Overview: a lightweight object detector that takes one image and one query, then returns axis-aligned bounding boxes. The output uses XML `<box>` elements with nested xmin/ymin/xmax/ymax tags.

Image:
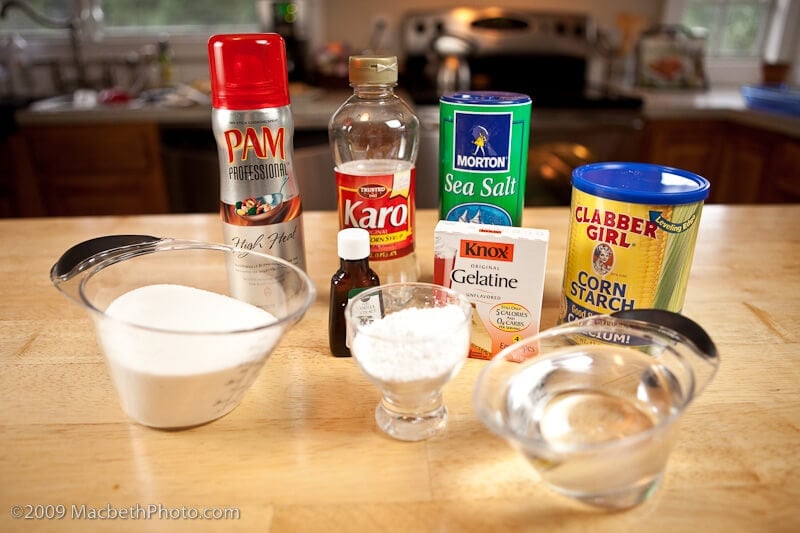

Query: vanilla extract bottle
<box><xmin>329</xmin><ymin>228</ymin><xmax>380</xmax><ymax>357</ymax></box>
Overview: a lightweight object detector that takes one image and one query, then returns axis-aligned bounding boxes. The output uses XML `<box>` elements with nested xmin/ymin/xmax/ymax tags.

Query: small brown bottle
<box><xmin>329</xmin><ymin>228</ymin><xmax>380</xmax><ymax>357</ymax></box>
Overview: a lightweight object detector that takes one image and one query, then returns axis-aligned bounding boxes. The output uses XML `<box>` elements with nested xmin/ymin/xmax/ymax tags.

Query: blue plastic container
<box><xmin>741</xmin><ymin>84</ymin><xmax>800</xmax><ymax>117</ymax></box>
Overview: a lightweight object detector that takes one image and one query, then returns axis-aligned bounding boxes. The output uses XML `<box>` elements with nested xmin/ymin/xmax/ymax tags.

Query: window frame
<box><xmin>662</xmin><ymin>0</ymin><xmax>800</xmax><ymax>84</ymax></box>
<box><xmin>668</xmin><ymin>0</ymin><xmax>775</xmax><ymax>58</ymax></box>
<box><xmin>98</xmin><ymin>0</ymin><xmax>261</xmax><ymax>36</ymax></box>
<box><xmin>0</xmin><ymin>0</ymin><xmax>262</xmax><ymax>40</ymax></box>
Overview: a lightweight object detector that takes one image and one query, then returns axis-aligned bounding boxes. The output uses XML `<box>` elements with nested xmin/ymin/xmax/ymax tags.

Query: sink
<box><xmin>29</xmin><ymin>93</ymin><xmax>77</xmax><ymax>111</ymax></box>
<box><xmin>29</xmin><ymin>90</ymin><xmax>144</xmax><ymax>112</ymax></box>
<box><xmin>28</xmin><ymin>84</ymin><xmax>212</xmax><ymax>112</ymax></box>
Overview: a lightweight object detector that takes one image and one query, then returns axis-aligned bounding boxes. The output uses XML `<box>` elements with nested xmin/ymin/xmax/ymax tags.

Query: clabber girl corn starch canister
<box><xmin>560</xmin><ymin>163</ymin><xmax>710</xmax><ymax>323</ymax></box>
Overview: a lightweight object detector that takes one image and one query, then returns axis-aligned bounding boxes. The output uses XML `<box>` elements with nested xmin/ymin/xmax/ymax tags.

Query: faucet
<box><xmin>0</xmin><ymin>0</ymin><xmax>88</xmax><ymax>88</ymax></box>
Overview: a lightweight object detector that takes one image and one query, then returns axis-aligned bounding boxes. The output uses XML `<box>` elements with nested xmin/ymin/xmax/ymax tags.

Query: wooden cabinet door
<box><xmin>19</xmin><ymin>122</ymin><xmax>168</xmax><ymax>216</ymax></box>
<box><xmin>642</xmin><ymin>119</ymin><xmax>800</xmax><ymax>205</ymax></box>
<box><xmin>763</xmin><ymin>139</ymin><xmax>800</xmax><ymax>202</ymax></box>
<box><xmin>716</xmin><ymin>124</ymin><xmax>773</xmax><ymax>204</ymax></box>
<box><xmin>641</xmin><ymin>120</ymin><xmax>724</xmax><ymax>202</ymax></box>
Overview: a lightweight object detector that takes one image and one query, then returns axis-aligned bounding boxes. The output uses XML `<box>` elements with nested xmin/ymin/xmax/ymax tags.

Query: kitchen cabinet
<box><xmin>641</xmin><ymin>120</ymin><xmax>722</xmax><ymax>199</ymax></box>
<box><xmin>642</xmin><ymin>118</ymin><xmax>800</xmax><ymax>204</ymax></box>
<box><xmin>0</xmin><ymin>135</ymin><xmax>20</xmax><ymax>217</ymax></box>
<box><xmin>715</xmin><ymin>124</ymin><xmax>773</xmax><ymax>203</ymax></box>
<box><xmin>765</xmin><ymin>139</ymin><xmax>800</xmax><ymax>201</ymax></box>
<box><xmin>3</xmin><ymin>131</ymin><xmax>48</xmax><ymax>217</ymax></box>
<box><xmin>13</xmin><ymin>122</ymin><xmax>169</xmax><ymax>216</ymax></box>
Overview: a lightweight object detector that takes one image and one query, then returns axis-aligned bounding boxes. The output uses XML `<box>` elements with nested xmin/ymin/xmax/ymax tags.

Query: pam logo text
<box><xmin>453</xmin><ymin>111</ymin><xmax>512</xmax><ymax>172</ymax></box>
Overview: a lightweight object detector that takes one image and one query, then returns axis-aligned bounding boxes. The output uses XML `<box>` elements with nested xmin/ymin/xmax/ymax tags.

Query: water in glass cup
<box><xmin>503</xmin><ymin>344</ymin><xmax>683</xmax><ymax>508</ymax></box>
<box><xmin>474</xmin><ymin>312</ymin><xmax>719</xmax><ymax>510</ymax></box>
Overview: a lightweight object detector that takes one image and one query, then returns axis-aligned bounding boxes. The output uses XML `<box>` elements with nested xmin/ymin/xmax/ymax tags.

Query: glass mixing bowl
<box><xmin>51</xmin><ymin>235</ymin><xmax>315</xmax><ymax>429</ymax></box>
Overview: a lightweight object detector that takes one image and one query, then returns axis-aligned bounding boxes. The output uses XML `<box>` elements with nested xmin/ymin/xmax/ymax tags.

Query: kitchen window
<box><xmin>663</xmin><ymin>0</ymin><xmax>799</xmax><ymax>83</ymax></box>
<box><xmin>102</xmin><ymin>0</ymin><xmax>258</xmax><ymax>33</ymax></box>
<box><xmin>680</xmin><ymin>0</ymin><xmax>772</xmax><ymax>57</ymax></box>
<box><xmin>1</xmin><ymin>0</ymin><xmax>259</xmax><ymax>34</ymax></box>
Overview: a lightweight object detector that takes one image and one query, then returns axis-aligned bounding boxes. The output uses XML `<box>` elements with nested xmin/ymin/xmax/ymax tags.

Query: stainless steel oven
<box><xmin>524</xmin><ymin>108</ymin><xmax>644</xmax><ymax>206</ymax></box>
<box><xmin>402</xmin><ymin>7</ymin><xmax>645</xmax><ymax>208</ymax></box>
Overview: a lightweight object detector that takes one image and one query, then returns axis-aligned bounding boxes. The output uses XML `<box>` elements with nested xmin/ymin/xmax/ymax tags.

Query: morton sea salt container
<box><xmin>560</xmin><ymin>162</ymin><xmax>710</xmax><ymax>324</ymax></box>
<box><xmin>438</xmin><ymin>91</ymin><xmax>531</xmax><ymax>227</ymax></box>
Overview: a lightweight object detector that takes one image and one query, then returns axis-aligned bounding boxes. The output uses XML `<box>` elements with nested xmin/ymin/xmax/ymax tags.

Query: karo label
<box><xmin>336</xmin><ymin>166</ymin><xmax>416</xmax><ymax>262</ymax></box>
<box><xmin>453</xmin><ymin>111</ymin><xmax>512</xmax><ymax>173</ymax></box>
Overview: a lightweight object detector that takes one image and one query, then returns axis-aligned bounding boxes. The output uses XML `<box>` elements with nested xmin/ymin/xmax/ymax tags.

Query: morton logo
<box><xmin>453</xmin><ymin>111</ymin><xmax>512</xmax><ymax>172</ymax></box>
<box><xmin>459</xmin><ymin>239</ymin><xmax>514</xmax><ymax>262</ymax></box>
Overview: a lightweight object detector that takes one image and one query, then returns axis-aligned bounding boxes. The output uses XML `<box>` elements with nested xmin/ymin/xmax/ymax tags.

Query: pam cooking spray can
<box><xmin>208</xmin><ymin>33</ymin><xmax>307</xmax><ymax>309</ymax></box>
<box><xmin>439</xmin><ymin>91</ymin><xmax>531</xmax><ymax>227</ymax></box>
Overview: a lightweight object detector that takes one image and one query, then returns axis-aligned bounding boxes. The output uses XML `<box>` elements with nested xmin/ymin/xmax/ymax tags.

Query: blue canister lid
<box><xmin>572</xmin><ymin>162</ymin><xmax>711</xmax><ymax>205</ymax></box>
<box><xmin>440</xmin><ymin>91</ymin><xmax>531</xmax><ymax>105</ymax></box>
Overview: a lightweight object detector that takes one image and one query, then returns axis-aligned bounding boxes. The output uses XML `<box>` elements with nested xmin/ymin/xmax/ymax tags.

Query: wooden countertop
<box><xmin>1</xmin><ymin>206</ymin><xmax>798</xmax><ymax>532</ymax></box>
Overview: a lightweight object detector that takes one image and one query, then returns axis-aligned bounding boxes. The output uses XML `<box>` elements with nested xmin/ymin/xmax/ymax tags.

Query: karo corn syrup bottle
<box><xmin>208</xmin><ymin>33</ymin><xmax>307</xmax><ymax>294</ymax></box>
<box><xmin>328</xmin><ymin>56</ymin><xmax>420</xmax><ymax>284</ymax></box>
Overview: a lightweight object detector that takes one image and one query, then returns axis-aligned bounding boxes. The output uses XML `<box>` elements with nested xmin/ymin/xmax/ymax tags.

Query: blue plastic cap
<box><xmin>572</xmin><ymin>162</ymin><xmax>711</xmax><ymax>205</ymax></box>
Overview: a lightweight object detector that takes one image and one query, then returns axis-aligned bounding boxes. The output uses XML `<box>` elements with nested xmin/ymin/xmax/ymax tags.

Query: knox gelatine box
<box><xmin>434</xmin><ymin>220</ymin><xmax>549</xmax><ymax>361</ymax></box>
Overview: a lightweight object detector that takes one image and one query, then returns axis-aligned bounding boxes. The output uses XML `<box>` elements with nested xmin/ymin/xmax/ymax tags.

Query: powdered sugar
<box><xmin>105</xmin><ymin>283</ymin><xmax>276</xmax><ymax>334</ymax></box>
<box><xmin>98</xmin><ymin>283</ymin><xmax>281</xmax><ymax>427</ymax></box>
<box><xmin>351</xmin><ymin>305</ymin><xmax>470</xmax><ymax>383</ymax></box>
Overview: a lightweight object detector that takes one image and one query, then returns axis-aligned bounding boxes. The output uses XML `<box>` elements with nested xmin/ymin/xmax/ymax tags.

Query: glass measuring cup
<box><xmin>345</xmin><ymin>282</ymin><xmax>472</xmax><ymax>441</ymax></box>
<box><xmin>51</xmin><ymin>235</ymin><xmax>315</xmax><ymax>429</ymax></box>
<box><xmin>473</xmin><ymin>310</ymin><xmax>719</xmax><ymax>510</ymax></box>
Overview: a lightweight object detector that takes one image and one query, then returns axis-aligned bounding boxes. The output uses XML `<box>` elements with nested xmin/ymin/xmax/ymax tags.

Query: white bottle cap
<box><xmin>338</xmin><ymin>228</ymin><xmax>371</xmax><ymax>260</ymax></box>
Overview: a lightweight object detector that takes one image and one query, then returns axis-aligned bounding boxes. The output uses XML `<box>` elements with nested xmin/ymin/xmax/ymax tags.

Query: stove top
<box><xmin>400</xmin><ymin>8</ymin><xmax>643</xmax><ymax>113</ymax></box>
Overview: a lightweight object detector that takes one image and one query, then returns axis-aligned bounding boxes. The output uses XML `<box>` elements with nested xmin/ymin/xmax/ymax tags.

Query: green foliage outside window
<box><xmin>1</xmin><ymin>0</ymin><xmax>256</xmax><ymax>32</ymax></box>
<box><xmin>720</xmin><ymin>4</ymin><xmax>764</xmax><ymax>55</ymax></box>
<box><xmin>103</xmin><ymin>0</ymin><xmax>256</xmax><ymax>28</ymax></box>
<box><xmin>682</xmin><ymin>0</ymin><xmax>770</xmax><ymax>57</ymax></box>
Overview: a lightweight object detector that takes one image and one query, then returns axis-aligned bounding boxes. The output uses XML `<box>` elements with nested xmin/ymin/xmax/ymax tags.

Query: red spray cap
<box><xmin>208</xmin><ymin>33</ymin><xmax>290</xmax><ymax>110</ymax></box>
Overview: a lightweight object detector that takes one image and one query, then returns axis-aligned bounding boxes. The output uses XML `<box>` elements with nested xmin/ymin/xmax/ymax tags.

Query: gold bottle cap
<box><xmin>348</xmin><ymin>56</ymin><xmax>398</xmax><ymax>84</ymax></box>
